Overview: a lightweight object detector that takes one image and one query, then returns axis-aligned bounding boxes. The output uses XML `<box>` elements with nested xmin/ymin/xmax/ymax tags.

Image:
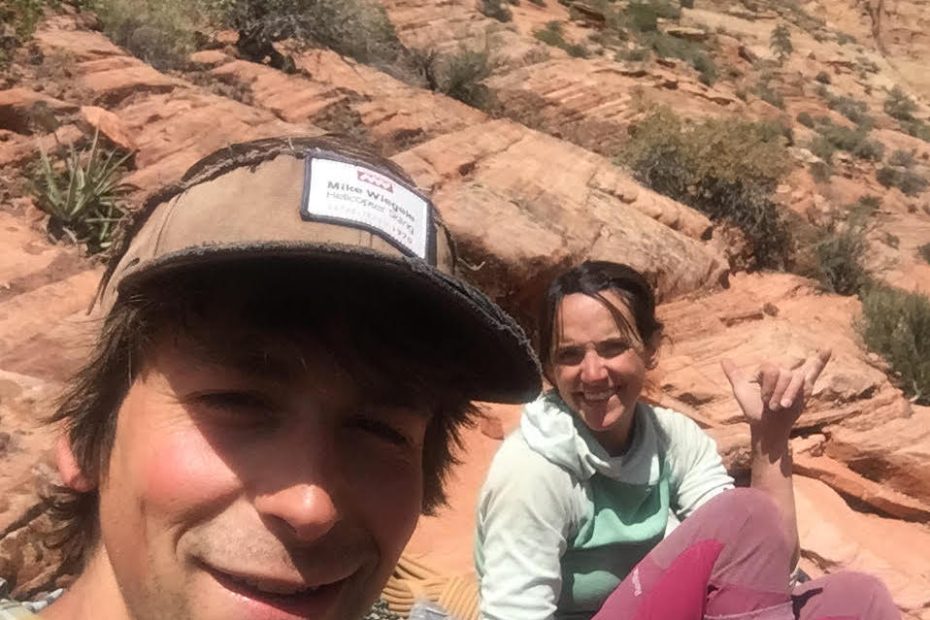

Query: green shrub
<box><xmin>528</xmin><ymin>0</ymin><xmax>546</xmax><ymax>5</ymax></box>
<box><xmin>851</xmin><ymin>194</ymin><xmax>881</xmax><ymax>218</ymax></box>
<box><xmin>534</xmin><ymin>21</ymin><xmax>589</xmax><ymax>57</ymax></box>
<box><xmin>876</xmin><ymin>166</ymin><xmax>928</xmax><ymax>196</ymax></box>
<box><xmin>680</xmin><ymin>0</ymin><xmax>695</xmax><ymax>7</ymax></box>
<box><xmin>755</xmin><ymin>80</ymin><xmax>785</xmax><ymax>109</ymax></box>
<box><xmin>621</xmin><ymin>108</ymin><xmax>792</xmax><ymax>269</ymax></box>
<box><xmin>480</xmin><ymin>0</ymin><xmax>513</xmax><ymax>21</ymax></box>
<box><xmin>919</xmin><ymin>242</ymin><xmax>930</xmax><ymax>264</ymax></box>
<box><xmin>809</xmin><ymin>160</ymin><xmax>832</xmax><ymax>182</ymax></box>
<box><xmin>616</xmin><ymin>47</ymin><xmax>650</xmax><ymax>62</ymax></box>
<box><xmin>770</xmin><ymin>23</ymin><xmax>793</xmax><ymax>62</ymax></box>
<box><xmin>796</xmin><ymin>111</ymin><xmax>815</xmax><ymax>128</ymax></box>
<box><xmin>692</xmin><ymin>52</ymin><xmax>717</xmax><ymax>85</ymax></box>
<box><xmin>221</xmin><ymin>0</ymin><xmax>406</xmax><ymax>71</ymax></box>
<box><xmin>85</xmin><ymin>0</ymin><xmax>213</xmax><ymax>69</ymax></box>
<box><xmin>815</xmin><ymin>71</ymin><xmax>831</xmax><ymax>84</ymax></box>
<box><xmin>822</xmin><ymin>90</ymin><xmax>872</xmax><ymax>126</ymax></box>
<box><xmin>808</xmin><ymin>135</ymin><xmax>835</xmax><ymax>163</ymax></box>
<box><xmin>433</xmin><ymin>47</ymin><xmax>494</xmax><ymax>109</ymax></box>
<box><xmin>884</xmin><ymin>85</ymin><xmax>917</xmax><ymax>121</ymax></box>
<box><xmin>813</xmin><ymin>120</ymin><xmax>884</xmax><ymax>161</ymax></box>
<box><xmin>888</xmin><ymin>149</ymin><xmax>916</xmax><ymax>168</ymax></box>
<box><xmin>859</xmin><ymin>285</ymin><xmax>930</xmax><ymax>404</ymax></box>
<box><xmin>902</xmin><ymin>119</ymin><xmax>930</xmax><ymax>143</ymax></box>
<box><xmin>836</xmin><ymin>32</ymin><xmax>856</xmax><ymax>45</ymax></box>
<box><xmin>35</xmin><ymin>130</ymin><xmax>132</xmax><ymax>254</ymax></box>
<box><xmin>628</xmin><ymin>2</ymin><xmax>659</xmax><ymax>31</ymax></box>
<box><xmin>810</xmin><ymin>220</ymin><xmax>869</xmax><ymax>295</ymax></box>
<box><xmin>0</xmin><ymin>0</ymin><xmax>44</xmax><ymax>65</ymax></box>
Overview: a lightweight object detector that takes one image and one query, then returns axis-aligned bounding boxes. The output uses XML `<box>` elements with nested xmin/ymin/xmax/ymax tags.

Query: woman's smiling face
<box><xmin>548</xmin><ymin>291</ymin><xmax>653</xmax><ymax>454</ymax></box>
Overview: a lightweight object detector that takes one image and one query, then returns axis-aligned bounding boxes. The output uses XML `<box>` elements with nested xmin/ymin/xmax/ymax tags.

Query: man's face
<box><xmin>97</xmin><ymin>335</ymin><xmax>430</xmax><ymax>620</ymax></box>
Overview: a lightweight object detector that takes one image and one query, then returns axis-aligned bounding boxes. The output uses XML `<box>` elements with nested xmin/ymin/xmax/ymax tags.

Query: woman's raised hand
<box><xmin>720</xmin><ymin>350</ymin><xmax>832</xmax><ymax>440</ymax></box>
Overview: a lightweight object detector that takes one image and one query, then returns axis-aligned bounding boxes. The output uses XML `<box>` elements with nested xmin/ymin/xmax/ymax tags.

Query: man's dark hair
<box><xmin>47</xmin><ymin>259</ymin><xmax>479</xmax><ymax>570</ymax></box>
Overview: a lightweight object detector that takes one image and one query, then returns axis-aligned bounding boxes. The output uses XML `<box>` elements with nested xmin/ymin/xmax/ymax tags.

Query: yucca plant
<box><xmin>36</xmin><ymin>129</ymin><xmax>133</xmax><ymax>254</ymax></box>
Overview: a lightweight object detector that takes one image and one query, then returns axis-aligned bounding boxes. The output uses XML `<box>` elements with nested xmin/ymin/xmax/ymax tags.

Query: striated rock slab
<box><xmin>0</xmin><ymin>89</ymin><xmax>78</xmax><ymax>135</ymax></box>
<box><xmin>32</xmin><ymin>18</ymin><xmax>314</xmax><ymax>196</ymax></box>
<box><xmin>485</xmin><ymin>57</ymin><xmax>737</xmax><ymax>157</ymax></box>
<box><xmin>655</xmin><ymin>272</ymin><xmax>910</xmax><ymax>429</ymax></box>
<box><xmin>393</xmin><ymin>120</ymin><xmax>727</xmax><ymax>321</ymax></box>
<box><xmin>824</xmin><ymin>405</ymin><xmax>930</xmax><ymax>506</ymax></box>
<box><xmin>794</xmin><ymin>453</ymin><xmax>930</xmax><ymax>521</ymax></box>
<box><xmin>795</xmin><ymin>475</ymin><xmax>930</xmax><ymax>616</ymax></box>
<box><xmin>209</xmin><ymin>49</ymin><xmax>487</xmax><ymax>155</ymax></box>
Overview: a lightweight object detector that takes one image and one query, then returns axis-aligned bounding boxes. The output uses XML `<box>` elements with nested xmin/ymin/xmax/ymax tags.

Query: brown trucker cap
<box><xmin>96</xmin><ymin>135</ymin><xmax>541</xmax><ymax>404</ymax></box>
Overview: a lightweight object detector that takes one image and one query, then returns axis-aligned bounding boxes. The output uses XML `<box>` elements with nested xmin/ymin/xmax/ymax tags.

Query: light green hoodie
<box><xmin>475</xmin><ymin>392</ymin><xmax>734</xmax><ymax>620</ymax></box>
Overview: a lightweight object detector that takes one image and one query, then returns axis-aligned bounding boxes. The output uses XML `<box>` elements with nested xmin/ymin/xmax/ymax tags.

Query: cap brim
<box><xmin>117</xmin><ymin>242</ymin><xmax>542</xmax><ymax>404</ymax></box>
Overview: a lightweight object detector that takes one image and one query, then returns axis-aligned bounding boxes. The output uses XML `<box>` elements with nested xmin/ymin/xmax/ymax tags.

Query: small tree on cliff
<box><xmin>770</xmin><ymin>23</ymin><xmax>793</xmax><ymax>63</ymax></box>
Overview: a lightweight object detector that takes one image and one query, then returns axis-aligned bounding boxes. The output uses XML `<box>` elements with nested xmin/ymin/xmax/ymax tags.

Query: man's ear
<box><xmin>56</xmin><ymin>434</ymin><xmax>96</xmax><ymax>492</ymax></box>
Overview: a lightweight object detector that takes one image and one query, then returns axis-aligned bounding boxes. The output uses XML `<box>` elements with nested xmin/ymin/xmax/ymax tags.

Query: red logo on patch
<box><xmin>357</xmin><ymin>169</ymin><xmax>394</xmax><ymax>193</ymax></box>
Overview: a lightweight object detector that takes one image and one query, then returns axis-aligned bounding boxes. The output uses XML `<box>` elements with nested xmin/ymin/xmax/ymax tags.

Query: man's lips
<box><xmin>201</xmin><ymin>561</ymin><xmax>351</xmax><ymax>618</ymax></box>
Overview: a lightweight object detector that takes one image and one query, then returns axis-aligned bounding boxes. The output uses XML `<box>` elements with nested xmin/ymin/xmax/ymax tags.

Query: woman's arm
<box><xmin>721</xmin><ymin>350</ymin><xmax>832</xmax><ymax>567</ymax></box>
<box><xmin>476</xmin><ymin>439</ymin><xmax>574</xmax><ymax>620</ymax></box>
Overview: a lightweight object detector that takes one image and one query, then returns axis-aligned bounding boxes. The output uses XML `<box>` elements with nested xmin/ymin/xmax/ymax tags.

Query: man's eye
<box><xmin>348</xmin><ymin>417</ymin><xmax>411</xmax><ymax>447</ymax></box>
<box><xmin>192</xmin><ymin>391</ymin><xmax>276</xmax><ymax>418</ymax></box>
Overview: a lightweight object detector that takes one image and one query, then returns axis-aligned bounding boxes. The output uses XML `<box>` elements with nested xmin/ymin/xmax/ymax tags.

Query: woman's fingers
<box><xmin>803</xmin><ymin>349</ymin><xmax>832</xmax><ymax>389</ymax></box>
<box><xmin>758</xmin><ymin>363</ymin><xmax>780</xmax><ymax>406</ymax></box>
<box><xmin>780</xmin><ymin>370</ymin><xmax>807</xmax><ymax>409</ymax></box>
<box><xmin>769</xmin><ymin>368</ymin><xmax>793</xmax><ymax>410</ymax></box>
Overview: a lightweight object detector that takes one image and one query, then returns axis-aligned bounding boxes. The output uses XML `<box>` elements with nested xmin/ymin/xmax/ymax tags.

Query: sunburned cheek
<box><xmin>137</xmin><ymin>429</ymin><xmax>238</xmax><ymax>514</ymax></box>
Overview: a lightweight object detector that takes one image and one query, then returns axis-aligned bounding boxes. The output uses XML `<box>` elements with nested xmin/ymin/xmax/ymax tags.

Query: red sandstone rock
<box><xmin>79</xmin><ymin>105</ymin><xmax>136</xmax><ymax>152</ymax></box>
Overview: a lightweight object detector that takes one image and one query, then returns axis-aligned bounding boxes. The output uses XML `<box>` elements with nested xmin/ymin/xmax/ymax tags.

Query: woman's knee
<box><xmin>702</xmin><ymin>488</ymin><xmax>785</xmax><ymax>537</ymax></box>
<box><xmin>796</xmin><ymin>571</ymin><xmax>899</xmax><ymax>619</ymax></box>
<box><xmin>688</xmin><ymin>488</ymin><xmax>792</xmax><ymax>565</ymax></box>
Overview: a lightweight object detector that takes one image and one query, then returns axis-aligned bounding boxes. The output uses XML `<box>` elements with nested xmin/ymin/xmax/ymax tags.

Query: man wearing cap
<box><xmin>15</xmin><ymin>136</ymin><xmax>540</xmax><ymax>620</ymax></box>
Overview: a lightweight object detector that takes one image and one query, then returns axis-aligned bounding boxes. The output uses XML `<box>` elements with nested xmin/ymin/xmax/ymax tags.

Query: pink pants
<box><xmin>593</xmin><ymin>488</ymin><xmax>900</xmax><ymax>620</ymax></box>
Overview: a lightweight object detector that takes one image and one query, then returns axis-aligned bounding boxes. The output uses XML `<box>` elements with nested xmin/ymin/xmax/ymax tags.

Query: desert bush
<box><xmin>876</xmin><ymin>166</ymin><xmax>928</xmax><ymax>196</ymax></box>
<box><xmin>616</xmin><ymin>46</ymin><xmax>650</xmax><ymax>62</ymax></box>
<box><xmin>850</xmin><ymin>194</ymin><xmax>881</xmax><ymax>218</ymax></box>
<box><xmin>35</xmin><ymin>130</ymin><xmax>132</xmax><ymax>254</ymax></box>
<box><xmin>769</xmin><ymin>23</ymin><xmax>792</xmax><ymax>62</ymax></box>
<box><xmin>221</xmin><ymin>0</ymin><xmax>406</xmax><ymax>71</ymax></box>
<box><xmin>888</xmin><ymin>149</ymin><xmax>916</xmax><ymax>169</ymax></box>
<box><xmin>814</xmin><ymin>71</ymin><xmax>831</xmax><ymax>84</ymax></box>
<box><xmin>809</xmin><ymin>160</ymin><xmax>831</xmax><ymax>182</ymax></box>
<box><xmin>534</xmin><ymin>20</ymin><xmax>589</xmax><ymax>57</ymax></box>
<box><xmin>884</xmin><ymin>86</ymin><xmax>917</xmax><ymax>121</ymax></box>
<box><xmin>796</xmin><ymin>111</ymin><xmax>815</xmax><ymax>128</ymax></box>
<box><xmin>432</xmin><ymin>47</ymin><xmax>494</xmax><ymax>109</ymax></box>
<box><xmin>809</xmin><ymin>220</ymin><xmax>869</xmax><ymax>295</ymax></box>
<box><xmin>754</xmin><ymin>80</ymin><xmax>784</xmax><ymax>109</ymax></box>
<box><xmin>919</xmin><ymin>242</ymin><xmax>930</xmax><ymax>264</ymax></box>
<box><xmin>808</xmin><ymin>135</ymin><xmax>835</xmax><ymax>163</ymax></box>
<box><xmin>902</xmin><ymin>119</ymin><xmax>930</xmax><ymax>143</ymax></box>
<box><xmin>859</xmin><ymin>285</ymin><xmax>930</xmax><ymax>404</ymax></box>
<box><xmin>835</xmin><ymin>32</ymin><xmax>856</xmax><ymax>45</ymax></box>
<box><xmin>0</xmin><ymin>0</ymin><xmax>44</xmax><ymax>65</ymax></box>
<box><xmin>821</xmin><ymin>89</ymin><xmax>872</xmax><ymax>126</ymax></box>
<box><xmin>480</xmin><ymin>0</ymin><xmax>513</xmax><ymax>21</ymax></box>
<box><xmin>87</xmin><ymin>0</ymin><xmax>214</xmax><ymax>69</ymax></box>
<box><xmin>621</xmin><ymin>108</ymin><xmax>792</xmax><ymax>269</ymax></box>
<box><xmin>812</xmin><ymin>120</ymin><xmax>884</xmax><ymax>161</ymax></box>
<box><xmin>644</xmin><ymin>31</ymin><xmax>716</xmax><ymax>84</ymax></box>
<box><xmin>628</xmin><ymin>2</ymin><xmax>659</xmax><ymax>31</ymax></box>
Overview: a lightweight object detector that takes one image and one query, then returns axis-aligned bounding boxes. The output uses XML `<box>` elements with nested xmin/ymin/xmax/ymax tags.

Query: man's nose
<box><xmin>255</xmin><ymin>481</ymin><xmax>341</xmax><ymax>543</ymax></box>
<box><xmin>580</xmin><ymin>350</ymin><xmax>608</xmax><ymax>383</ymax></box>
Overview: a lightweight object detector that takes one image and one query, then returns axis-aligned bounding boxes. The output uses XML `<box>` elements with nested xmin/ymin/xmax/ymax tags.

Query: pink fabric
<box><xmin>592</xmin><ymin>539</ymin><xmax>723</xmax><ymax>620</ymax></box>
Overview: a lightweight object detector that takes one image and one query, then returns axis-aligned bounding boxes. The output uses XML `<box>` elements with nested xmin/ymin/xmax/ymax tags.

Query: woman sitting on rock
<box><xmin>475</xmin><ymin>260</ymin><xmax>899</xmax><ymax>620</ymax></box>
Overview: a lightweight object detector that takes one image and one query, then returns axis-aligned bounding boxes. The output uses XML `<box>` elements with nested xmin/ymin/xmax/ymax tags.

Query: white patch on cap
<box><xmin>305</xmin><ymin>157</ymin><xmax>430</xmax><ymax>259</ymax></box>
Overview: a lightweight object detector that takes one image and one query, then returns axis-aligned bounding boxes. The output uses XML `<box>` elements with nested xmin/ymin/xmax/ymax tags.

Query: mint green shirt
<box><xmin>475</xmin><ymin>393</ymin><xmax>733</xmax><ymax>620</ymax></box>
